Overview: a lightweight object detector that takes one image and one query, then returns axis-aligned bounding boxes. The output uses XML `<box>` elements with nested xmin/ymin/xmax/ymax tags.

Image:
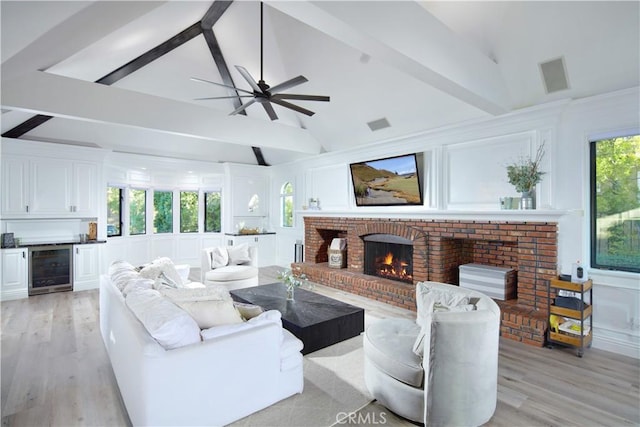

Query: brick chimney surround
<box><xmin>293</xmin><ymin>216</ymin><xmax>559</xmax><ymax>346</ymax></box>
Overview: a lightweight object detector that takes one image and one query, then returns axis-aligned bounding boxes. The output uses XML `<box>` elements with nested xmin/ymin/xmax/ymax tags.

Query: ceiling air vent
<box><xmin>367</xmin><ymin>118</ymin><xmax>391</xmax><ymax>132</ymax></box>
<box><xmin>539</xmin><ymin>56</ymin><xmax>570</xmax><ymax>94</ymax></box>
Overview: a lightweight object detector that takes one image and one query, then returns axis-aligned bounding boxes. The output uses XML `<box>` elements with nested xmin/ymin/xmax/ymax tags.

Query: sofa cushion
<box><xmin>125</xmin><ymin>289</ymin><xmax>201</xmax><ymax>350</ymax></box>
<box><xmin>227</xmin><ymin>244</ymin><xmax>251</xmax><ymax>265</ymax></box>
<box><xmin>364</xmin><ymin>318</ymin><xmax>423</xmax><ymax>388</ymax></box>
<box><xmin>122</xmin><ymin>277</ymin><xmax>155</xmax><ymax>296</ymax></box>
<box><xmin>205</xmin><ymin>265</ymin><xmax>259</xmax><ymax>282</ymax></box>
<box><xmin>109</xmin><ymin>260</ymin><xmax>139</xmax><ymax>291</ymax></box>
<box><xmin>210</xmin><ymin>247</ymin><xmax>229</xmax><ymax>268</ymax></box>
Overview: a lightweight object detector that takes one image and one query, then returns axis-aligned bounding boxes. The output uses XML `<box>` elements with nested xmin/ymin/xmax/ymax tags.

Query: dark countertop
<box><xmin>225</xmin><ymin>232</ymin><xmax>276</xmax><ymax>236</ymax></box>
<box><xmin>9</xmin><ymin>240</ymin><xmax>107</xmax><ymax>248</ymax></box>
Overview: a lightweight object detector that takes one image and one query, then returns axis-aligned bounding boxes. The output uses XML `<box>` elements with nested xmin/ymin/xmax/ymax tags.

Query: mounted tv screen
<box><xmin>350</xmin><ymin>153</ymin><xmax>423</xmax><ymax>206</ymax></box>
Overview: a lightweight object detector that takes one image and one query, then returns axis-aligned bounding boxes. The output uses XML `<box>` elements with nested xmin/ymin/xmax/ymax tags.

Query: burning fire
<box><xmin>377</xmin><ymin>252</ymin><xmax>412</xmax><ymax>282</ymax></box>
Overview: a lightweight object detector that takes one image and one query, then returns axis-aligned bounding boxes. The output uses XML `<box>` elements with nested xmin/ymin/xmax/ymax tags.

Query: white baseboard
<box><xmin>73</xmin><ymin>280</ymin><xmax>99</xmax><ymax>292</ymax></box>
<box><xmin>0</xmin><ymin>289</ymin><xmax>28</xmax><ymax>301</ymax></box>
<box><xmin>592</xmin><ymin>333</ymin><xmax>640</xmax><ymax>359</ymax></box>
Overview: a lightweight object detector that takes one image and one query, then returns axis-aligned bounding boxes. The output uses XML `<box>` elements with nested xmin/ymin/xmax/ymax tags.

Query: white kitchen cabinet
<box><xmin>1</xmin><ymin>155</ymin><xmax>30</xmax><ymax>216</ymax></box>
<box><xmin>73</xmin><ymin>244</ymin><xmax>101</xmax><ymax>291</ymax></box>
<box><xmin>1</xmin><ymin>248</ymin><xmax>28</xmax><ymax>301</ymax></box>
<box><xmin>226</xmin><ymin>234</ymin><xmax>276</xmax><ymax>267</ymax></box>
<box><xmin>71</xmin><ymin>162</ymin><xmax>99</xmax><ymax>216</ymax></box>
<box><xmin>30</xmin><ymin>159</ymin><xmax>73</xmax><ymax>215</ymax></box>
<box><xmin>1</xmin><ymin>155</ymin><xmax>99</xmax><ymax>218</ymax></box>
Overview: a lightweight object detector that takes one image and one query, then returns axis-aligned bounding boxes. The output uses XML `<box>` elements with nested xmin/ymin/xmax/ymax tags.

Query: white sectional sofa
<box><xmin>99</xmin><ymin>260</ymin><xmax>304</xmax><ymax>426</ymax></box>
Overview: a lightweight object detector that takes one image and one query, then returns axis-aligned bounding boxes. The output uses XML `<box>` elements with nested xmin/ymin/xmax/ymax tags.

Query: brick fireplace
<box><xmin>293</xmin><ymin>216</ymin><xmax>558</xmax><ymax>346</ymax></box>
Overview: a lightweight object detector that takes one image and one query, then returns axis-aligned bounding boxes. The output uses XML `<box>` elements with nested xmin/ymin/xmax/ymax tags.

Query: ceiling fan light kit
<box><xmin>193</xmin><ymin>1</ymin><xmax>329</xmax><ymax>121</ymax></box>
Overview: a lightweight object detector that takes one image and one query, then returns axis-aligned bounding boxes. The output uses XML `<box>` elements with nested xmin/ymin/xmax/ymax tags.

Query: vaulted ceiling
<box><xmin>2</xmin><ymin>1</ymin><xmax>638</xmax><ymax>166</ymax></box>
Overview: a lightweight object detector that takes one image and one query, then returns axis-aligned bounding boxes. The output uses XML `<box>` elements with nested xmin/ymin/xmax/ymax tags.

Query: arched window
<box><xmin>280</xmin><ymin>182</ymin><xmax>294</xmax><ymax>227</ymax></box>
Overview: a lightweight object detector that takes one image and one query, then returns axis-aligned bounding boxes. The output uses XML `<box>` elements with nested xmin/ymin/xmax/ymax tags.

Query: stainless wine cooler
<box><xmin>28</xmin><ymin>245</ymin><xmax>73</xmax><ymax>296</ymax></box>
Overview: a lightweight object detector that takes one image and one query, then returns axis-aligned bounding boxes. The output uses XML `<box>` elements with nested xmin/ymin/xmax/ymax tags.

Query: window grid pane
<box><xmin>205</xmin><ymin>191</ymin><xmax>222</xmax><ymax>233</ymax></box>
<box><xmin>129</xmin><ymin>189</ymin><xmax>146</xmax><ymax>235</ymax></box>
<box><xmin>281</xmin><ymin>182</ymin><xmax>294</xmax><ymax>227</ymax></box>
<box><xmin>154</xmin><ymin>191</ymin><xmax>173</xmax><ymax>233</ymax></box>
<box><xmin>591</xmin><ymin>135</ymin><xmax>640</xmax><ymax>273</ymax></box>
<box><xmin>180</xmin><ymin>191</ymin><xmax>198</xmax><ymax>233</ymax></box>
<box><xmin>107</xmin><ymin>186</ymin><xmax>122</xmax><ymax>237</ymax></box>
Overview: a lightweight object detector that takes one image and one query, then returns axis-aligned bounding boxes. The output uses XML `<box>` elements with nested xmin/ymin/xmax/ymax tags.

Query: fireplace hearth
<box><xmin>364</xmin><ymin>234</ymin><xmax>413</xmax><ymax>283</ymax></box>
<box><xmin>296</xmin><ymin>216</ymin><xmax>559</xmax><ymax>347</ymax></box>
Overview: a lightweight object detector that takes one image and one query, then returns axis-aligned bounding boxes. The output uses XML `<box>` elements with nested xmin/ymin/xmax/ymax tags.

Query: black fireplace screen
<box><xmin>364</xmin><ymin>234</ymin><xmax>413</xmax><ymax>283</ymax></box>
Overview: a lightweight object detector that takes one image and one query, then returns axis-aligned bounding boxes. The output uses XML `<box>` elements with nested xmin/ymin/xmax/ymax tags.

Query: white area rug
<box><xmin>230</xmin><ymin>335</ymin><xmax>373</xmax><ymax>427</ymax></box>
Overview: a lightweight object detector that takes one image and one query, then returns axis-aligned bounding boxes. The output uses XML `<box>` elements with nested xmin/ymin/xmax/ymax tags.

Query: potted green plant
<box><xmin>506</xmin><ymin>144</ymin><xmax>545</xmax><ymax>209</ymax></box>
<box><xmin>278</xmin><ymin>268</ymin><xmax>308</xmax><ymax>301</ymax></box>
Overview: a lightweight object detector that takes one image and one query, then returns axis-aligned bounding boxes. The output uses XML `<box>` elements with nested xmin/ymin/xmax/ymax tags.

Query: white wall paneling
<box><xmin>306</xmin><ymin>164</ymin><xmax>350</xmax><ymax>210</ymax></box>
<box><xmin>175</xmin><ymin>235</ymin><xmax>201</xmax><ymax>266</ymax></box>
<box><xmin>444</xmin><ymin>131</ymin><xmax>538</xmax><ymax>210</ymax></box>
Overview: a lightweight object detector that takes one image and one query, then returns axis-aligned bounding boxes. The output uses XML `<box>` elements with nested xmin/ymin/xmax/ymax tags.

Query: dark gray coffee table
<box><xmin>230</xmin><ymin>283</ymin><xmax>365</xmax><ymax>354</ymax></box>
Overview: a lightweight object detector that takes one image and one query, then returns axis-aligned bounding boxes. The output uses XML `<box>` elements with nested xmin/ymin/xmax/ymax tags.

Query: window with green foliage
<box><xmin>280</xmin><ymin>182</ymin><xmax>294</xmax><ymax>227</ymax></box>
<box><xmin>153</xmin><ymin>191</ymin><xmax>173</xmax><ymax>233</ymax></box>
<box><xmin>107</xmin><ymin>186</ymin><xmax>123</xmax><ymax>237</ymax></box>
<box><xmin>180</xmin><ymin>191</ymin><xmax>199</xmax><ymax>233</ymax></box>
<box><xmin>204</xmin><ymin>191</ymin><xmax>222</xmax><ymax>232</ymax></box>
<box><xmin>590</xmin><ymin>134</ymin><xmax>640</xmax><ymax>272</ymax></box>
<box><xmin>129</xmin><ymin>189</ymin><xmax>147</xmax><ymax>235</ymax></box>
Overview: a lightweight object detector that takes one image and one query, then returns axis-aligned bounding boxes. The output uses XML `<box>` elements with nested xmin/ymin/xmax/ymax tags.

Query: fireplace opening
<box><xmin>364</xmin><ymin>234</ymin><xmax>413</xmax><ymax>284</ymax></box>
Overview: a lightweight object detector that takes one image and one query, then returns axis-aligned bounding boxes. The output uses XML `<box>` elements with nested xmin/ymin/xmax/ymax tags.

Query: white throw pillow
<box><xmin>160</xmin><ymin>285</ymin><xmax>232</xmax><ymax>303</ymax></box>
<box><xmin>161</xmin><ymin>286</ymin><xmax>240</xmax><ymax>329</ymax></box>
<box><xmin>413</xmin><ymin>286</ymin><xmax>435</xmax><ymax>357</ymax></box>
<box><xmin>125</xmin><ymin>289</ymin><xmax>201</xmax><ymax>350</ymax></box>
<box><xmin>210</xmin><ymin>247</ymin><xmax>229</xmax><ymax>268</ymax></box>
<box><xmin>200</xmin><ymin>310</ymin><xmax>282</xmax><ymax>341</ymax></box>
<box><xmin>234</xmin><ymin>302</ymin><xmax>264</xmax><ymax>320</ymax></box>
<box><xmin>140</xmin><ymin>257</ymin><xmax>184</xmax><ymax>287</ymax></box>
<box><xmin>174</xmin><ymin>299</ymin><xmax>244</xmax><ymax>329</ymax></box>
<box><xmin>227</xmin><ymin>244</ymin><xmax>251</xmax><ymax>265</ymax></box>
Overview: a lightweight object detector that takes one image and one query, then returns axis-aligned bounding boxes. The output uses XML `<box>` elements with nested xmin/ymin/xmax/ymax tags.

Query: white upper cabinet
<box><xmin>1</xmin><ymin>155</ymin><xmax>30</xmax><ymax>216</ymax></box>
<box><xmin>1</xmin><ymin>154</ymin><xmax>100</xmax><ymax>218</ymax></box>
<box><xmin>71</xmin><ymin>161</ymin><xmax>99</xmax><ymax>216</ymax></box>
<box><xmin>30</xmin><ymin>158</ymin><xmax>73</xmax><ymax>215</ymax></box>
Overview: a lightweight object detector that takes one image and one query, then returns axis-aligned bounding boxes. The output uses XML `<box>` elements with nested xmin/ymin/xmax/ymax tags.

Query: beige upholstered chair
<box><xmin>201</xmin><ymin>244</ymin><xmax>259</xmax><ymax>290</ymax></box>
<box><xmin>363</xmin><ymin>281</ymin><xmax>500</xmax><ymax>426</ymax></box>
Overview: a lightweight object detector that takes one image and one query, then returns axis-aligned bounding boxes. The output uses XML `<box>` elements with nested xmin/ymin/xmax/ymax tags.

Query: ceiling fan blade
<box><xmin>229</xmin><ymin>99</ymin><xmax>257</xmax><ymax>116</ymax></box>
<box><xmin>190</xmin><ymin>77</ymin><xmax>254</xmax><ymax>95</ymax></box>
<box><xmin>269</xmin><ymin>75</ymin><xmax>308</xmax><ymax>94</ymax></box>
<box><xmin>235</xmin><ymin>66</ymin><xmax>263</xmax><ymax>93</ymax></box>
<box><xmin>194</xmin><ymin>95</ymin><xmax>254</xmax><ymax>100</ymax></box>
<box><xmin>270</xmin><ymin>98</ymin><xmax>315</xmax><ymax>116</ymax></box>
<box><xmin>262</xmin><ymin>102</ymin><xmax>279</xmax><ymax>121</ymax></box>
<box><xmin>271</xmin><ymin>94</ymin><xmax>330</xmax><ymax>102</ymax></box>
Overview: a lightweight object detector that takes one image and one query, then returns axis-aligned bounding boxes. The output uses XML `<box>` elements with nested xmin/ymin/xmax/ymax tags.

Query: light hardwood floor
<box><xmin>1</xmin><ymin>267</ymin><xmax>638</xmax><ymax>426</ymax></box>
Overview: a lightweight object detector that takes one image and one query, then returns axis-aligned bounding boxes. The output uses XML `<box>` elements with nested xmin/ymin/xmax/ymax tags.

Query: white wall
<box><xmin>270</xmin><ymin>87</ymin><xmax>640</xmax><ymax>358</ymax></box>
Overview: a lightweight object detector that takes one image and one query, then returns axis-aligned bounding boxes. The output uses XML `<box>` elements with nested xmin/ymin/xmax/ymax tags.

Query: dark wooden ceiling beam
<box><xmin>3</xmin><ymin>0</ymin><xmax>269</xmax><ymax>166</ymax></box>
<box><xmin>97</xmin><ymin>22</ymin><xmax>203</xmax><ymax>85</ymax></box>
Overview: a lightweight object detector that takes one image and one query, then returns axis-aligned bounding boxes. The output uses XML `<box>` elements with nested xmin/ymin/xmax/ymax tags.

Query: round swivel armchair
<box><xmin>363</xmin><ymin>281</ymin><xmax>500</xmax><ymax>426</ymax></box>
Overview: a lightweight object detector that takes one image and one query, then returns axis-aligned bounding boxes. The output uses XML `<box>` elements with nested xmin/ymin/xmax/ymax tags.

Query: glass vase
<box><xmin>286</xmin><ymin>284</ymin><xmax>295</xmax><ymax>301</ymax></box>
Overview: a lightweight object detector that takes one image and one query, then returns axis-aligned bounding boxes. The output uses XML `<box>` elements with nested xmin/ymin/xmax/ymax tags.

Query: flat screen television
<box><xmin>350</xmin><ymin>153</ymin><xmax>423</xmax><ymax>206</ymax></box>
